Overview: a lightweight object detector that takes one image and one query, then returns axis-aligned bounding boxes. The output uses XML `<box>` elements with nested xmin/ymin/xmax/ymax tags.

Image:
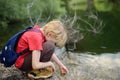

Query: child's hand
<box><xmin>60</xmin><ymin>65</ymin><xmax>69</xmax><ymax>75</ymax></box>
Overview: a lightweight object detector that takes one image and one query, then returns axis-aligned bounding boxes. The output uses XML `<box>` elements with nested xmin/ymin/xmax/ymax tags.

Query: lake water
<box><xmin>54</xmin><ymin>48</ymin><xmax>120</xmax><ymax>80</ymax></box>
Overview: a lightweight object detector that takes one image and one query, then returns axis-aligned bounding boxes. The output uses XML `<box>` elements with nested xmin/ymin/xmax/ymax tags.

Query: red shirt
<box><xmin>15</xmin><ymin>25</ymin><xmax>45</xmax><ymax>68</ymax></box>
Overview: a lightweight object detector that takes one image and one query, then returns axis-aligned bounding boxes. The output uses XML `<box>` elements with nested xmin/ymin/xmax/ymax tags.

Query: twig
<box><xmin>27</xmin><ymin>0</ymin><xmax>35</xmax><ymax>25</ymax></box>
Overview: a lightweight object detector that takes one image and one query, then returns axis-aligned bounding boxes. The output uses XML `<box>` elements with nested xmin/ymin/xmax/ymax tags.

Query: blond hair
<box><xmin>43</xmin><ymin>20</ymin><xmax>67</xmax><ymax>47</ymax></box>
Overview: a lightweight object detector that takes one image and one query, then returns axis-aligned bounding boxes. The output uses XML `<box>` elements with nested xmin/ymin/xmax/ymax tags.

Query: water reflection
<box><xmin>78</xmin><ymin>53</ymin><xmax>120</xmax><ymax>80</ymax></box>
<box><xmin>54</xmin><ymin>48</ymin><xmax>120</xmax><ymax>80</ymax></box>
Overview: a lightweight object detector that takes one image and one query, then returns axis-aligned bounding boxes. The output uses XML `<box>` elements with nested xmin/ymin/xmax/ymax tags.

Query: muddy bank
<box><xmin>0</xmin><ymin>52</ymin><xmax>120</xmax><ymax>80</ymax></box>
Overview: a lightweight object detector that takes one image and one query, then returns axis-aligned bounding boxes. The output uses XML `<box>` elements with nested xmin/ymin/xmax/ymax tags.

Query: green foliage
<box><xmin>70</xmin><ymin>0</ymin><xmax>87</xmax><ymax>10</ymax></box>
<box><xmin>108</xmin><ymin>0</ymin><xmax>120</xmax><ymax>3</ymax></box>
<box><xmin>0</xmin><ymin>0</ymin><xmax>27</xmax><ymax>19</ymax></box>
<box><xmin>0</xmin><ymin>0</ymin><xmax>65</xmax><ymax>26</ymax></box>
<box><xmin>29</xmin><ymin>0</ymin><xmax>65</xmax><ymax>21</ymax></box>
<box><xmin>94</xmin><ymin>0</ymin><xmax>113</xmax><ymax>11</ymax></box>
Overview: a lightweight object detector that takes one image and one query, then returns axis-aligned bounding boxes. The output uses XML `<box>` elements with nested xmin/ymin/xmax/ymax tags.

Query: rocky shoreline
<box><xmin>0</xmin><ymin>52</ymin><xmax>120</xmax><ymax>80</ymax></box>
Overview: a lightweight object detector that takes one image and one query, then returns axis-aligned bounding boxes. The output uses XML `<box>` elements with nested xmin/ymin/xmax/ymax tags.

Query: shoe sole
<box><xmin>28</xmin><ymin>72</ymin><xmax>53</xmax><ymax>79</ymax></box>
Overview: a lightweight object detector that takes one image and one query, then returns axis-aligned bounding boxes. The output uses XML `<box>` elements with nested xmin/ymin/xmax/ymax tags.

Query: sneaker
<box><xmin>27</xmin><ymin>67</ymin><xmax>53</xmax><ymax>79</ymax></box>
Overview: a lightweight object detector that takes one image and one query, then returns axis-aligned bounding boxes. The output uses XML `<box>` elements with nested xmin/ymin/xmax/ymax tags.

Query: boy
<box><xmin>15</xmin><ymin>20</ymin><xmax>69</xmax><ymax>79</ymax></box>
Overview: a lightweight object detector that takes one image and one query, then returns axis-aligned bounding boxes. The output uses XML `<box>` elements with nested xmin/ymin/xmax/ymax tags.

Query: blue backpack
<box><xmin>0</xmin><ymin>27</ymin><xmax>39</xmax><ymax>67</ymax></box>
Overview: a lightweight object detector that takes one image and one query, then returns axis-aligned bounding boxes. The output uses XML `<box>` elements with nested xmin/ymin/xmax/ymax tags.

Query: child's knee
<box><xmin>43</xmin><ymin>40</ymin><xmax>55</xmax><ymax>51</ymax></box>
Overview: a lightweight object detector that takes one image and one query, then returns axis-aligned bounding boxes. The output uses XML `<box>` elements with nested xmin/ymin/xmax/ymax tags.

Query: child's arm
<box><xmin>51</xmin><ymin>53</ymin><xmax>69</xmax><ymax>74</ymax></box>
<box><xmin>32</xmin><ymin>50</ymin><xmax>55</xmax><ymax>71</ymax></box>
